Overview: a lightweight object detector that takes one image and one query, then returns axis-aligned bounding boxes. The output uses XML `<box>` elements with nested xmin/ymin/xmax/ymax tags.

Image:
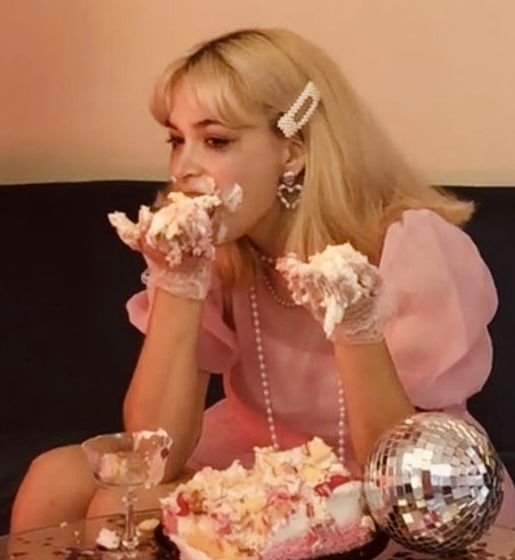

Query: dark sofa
<box><xmin>1</xmin><ymin>181</ymin><xmax>514</xmax><ymax>534</ymax></box>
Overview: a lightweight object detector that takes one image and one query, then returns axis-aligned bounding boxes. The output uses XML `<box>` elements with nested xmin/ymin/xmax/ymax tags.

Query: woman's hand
<box><xmin>277</xmin><ymin>243</ymin><xmax>387</xmax><ymax>344</ymax></box>
<box><xmin>108</xmin><ymin>191</ymin><xmax>221</xmax><ymax>300</ymax></box>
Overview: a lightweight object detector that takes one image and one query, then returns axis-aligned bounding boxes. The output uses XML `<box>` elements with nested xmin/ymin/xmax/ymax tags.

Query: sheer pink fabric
<box><xmin>127</xmin><ymin>209</ymin><xmax>514</xmax><ymax>527</ymax></box>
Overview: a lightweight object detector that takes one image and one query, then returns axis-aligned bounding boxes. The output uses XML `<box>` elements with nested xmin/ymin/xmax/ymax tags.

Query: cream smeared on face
<box><xmin>171</xmin><ymin>175</ymin><xmax>244</xmax><ymax>244</ymax></box>
<box><xmin>220</xmin><ymin>182</ymin><xmax>243</xmax><ymax>212</ymax></box>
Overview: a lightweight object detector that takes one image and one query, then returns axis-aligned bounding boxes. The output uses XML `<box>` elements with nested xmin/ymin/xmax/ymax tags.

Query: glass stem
<box><xmin>122</xmin><ymin>487</ymin><xmax>139</xmax><ymax>551</ymax></box>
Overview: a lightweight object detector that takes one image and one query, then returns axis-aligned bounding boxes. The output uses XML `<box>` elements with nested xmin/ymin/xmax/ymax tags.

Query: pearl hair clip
<box><xmin>277</xmin><ymin>81</ymin><xmax>321</xmax><ymax>138</ymax></box>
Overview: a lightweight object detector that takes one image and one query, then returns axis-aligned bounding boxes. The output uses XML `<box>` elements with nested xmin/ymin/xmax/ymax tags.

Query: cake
<box><xmin>108</xmin><ymin>177</ymin><xmax>243</xmax><ymax>259</ymax></box>
<box><xmin>108</xmin><ymin>190</ymin><xmax>222</xmax><ymax>267</ymax></box>
<box><xmin>160</xmin><ymin>438</ymin><xmax>375</xmax><ymax>560</ymax></box>
<box><xmin>276</xmin><ymin>244</ymin><xmax>382</xmax><ymax>340</ymax></box>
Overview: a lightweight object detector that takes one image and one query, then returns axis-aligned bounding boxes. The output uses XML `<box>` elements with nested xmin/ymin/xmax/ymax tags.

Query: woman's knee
<box><xmin>21</xmin><ymin>444</ymin><xmax>93</xmax><ymax>492</ymax></box>
<box><xmin>11</xmin><ymin>444</ymin><xmax>96</xmax><ymax>532</ymax></box>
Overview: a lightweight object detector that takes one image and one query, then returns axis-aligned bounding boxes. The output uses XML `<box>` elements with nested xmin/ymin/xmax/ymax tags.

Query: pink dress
<box><xmin>127</xmin><ymin>209</ymin><xmax>515</xmax><ymax>527</ymax></box>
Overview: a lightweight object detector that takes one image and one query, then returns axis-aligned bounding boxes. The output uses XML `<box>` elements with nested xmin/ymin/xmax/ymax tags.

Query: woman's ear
<box><xmin>282</xmin><ymin>138</ymin><xmax>305</xmax><ymax>176</ymax></box>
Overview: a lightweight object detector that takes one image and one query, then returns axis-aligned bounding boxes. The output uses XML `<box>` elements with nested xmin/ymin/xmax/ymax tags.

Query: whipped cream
<box><xmin>96</xmin><ymin>429</ymin><xmax>171</xmax><ymax>488</ymax></box>
<box><xmin>96</xmin><ymin>527</ymin><xmax>120</xmax><ymax>550</ymax></box>
<box><xmin>220</xmin><ymin>182</ymin><xmax>243</xmax><ymax>212</ymax></box>
<box><xmin>161</xmin><ymin>437</ymin><xmax>374</xmax><ymax>559</ymax></box>
<box><xmin>97</xmin><ymin>452</ymin><xmax>129</xmax><ymax>485</ymax></box>
<box><xmin>133</xmin><ymin>428</ymin><xmax>172</xmax><ymax>488</ymax></box>
<box><xmin>109</xmin><ymin>177</ymin><xmax>243</xmax><ymax>261</ymax></box>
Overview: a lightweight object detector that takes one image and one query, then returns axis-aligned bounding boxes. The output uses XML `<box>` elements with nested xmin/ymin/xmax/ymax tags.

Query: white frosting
<box><xmin>133</xmin><ymin>428</ymin><xmax>172</xmax><ymax>488</ymax></box>
<box><xmin>108</xmin><ymin>178</ymin><xmax>243</xmax><ymax>264</ymax></box>
<box><xmin>108</xmin><ymin>191</ymin><xmax>221</xmax><ymax>270</ymax></box>
<box><xmin>97</xmin><ymin>452</ymin><xmax>129</xmax><ymax>485</ymax></box>
<box><xmin>133</xmin><ymin>427</ymin><xmax>170</xmax><ymax>448</ymax></box>
<box><xmin>97</xmin><ymin>429</ymin><xmax>171</xmax><ymax>487</ymax></box>
<box><xmin>107</xmin><ymin>211</ymin><xmax>143</xmax><ymax>250</ymax></box>
<box><xmin>220</xmin><ymin>182</ymin><xmax>243</xmax><ymax>212</ymax></box>
<box><xmin>277</xmin><ymin>244</ymin><xmax>380</xmax><ymax>339</ymax></box>
<box><xmin>147</xmin><ymin>192</ymin><xmax>221</xmax><ymax>264</ymax></box>
<box><xmin>267</xmin><ymin>510</ymin><xmax>310</xmax><ymax>547</ymax></box>
<box><xmin>96</xmin><ymin>527</ymin><xmax>120</xmax><ymax>550</ymax></box>
<box><xmin>214</xmin><ymin>222</ymin><xmax>228</xmax><ymax>244</ymax></box>
<box><xmin>327</xmin><ymin>481</ymin><xmax>364</xmax><ymax>525</ymax></box>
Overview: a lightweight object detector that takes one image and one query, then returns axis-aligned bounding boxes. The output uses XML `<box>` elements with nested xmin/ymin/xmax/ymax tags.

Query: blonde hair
<box><xmin>150</xmin><ymin>28</ymin><xmax>473</xmax><ymax>282</ymax></box>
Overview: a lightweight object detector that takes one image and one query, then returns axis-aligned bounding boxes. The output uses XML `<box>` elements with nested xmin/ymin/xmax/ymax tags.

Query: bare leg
<box><xmin>10</xmin><ymin>444</ymin><xmax>97</xmax><ymax>533</ymax></box>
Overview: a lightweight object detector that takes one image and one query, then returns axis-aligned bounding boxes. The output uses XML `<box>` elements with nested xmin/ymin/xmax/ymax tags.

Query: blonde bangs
<box><xmin>187</xmin><ymin>57</ymin><xmax>260</xmax><ymax>128</ymax></box>
<box><xmin>149</xmin><ymin>59</ymin><xmax>184</xmax><ymax>127</ymax></box>
<box><xmin>149</xmin><ymin>47</ymin><xmax>261</xmax><ymax>130</ymax></box>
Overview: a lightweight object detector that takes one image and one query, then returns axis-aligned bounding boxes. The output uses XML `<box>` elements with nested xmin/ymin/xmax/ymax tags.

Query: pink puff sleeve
<box><xmin>380</xmin><ymin>209</ymin><xmax>498</xmax><ymax>410</ymax></box>
<box><xmin>126</xmin><ymin>274</ymin><xmax>239</xmax><ymax>374</ymax></box>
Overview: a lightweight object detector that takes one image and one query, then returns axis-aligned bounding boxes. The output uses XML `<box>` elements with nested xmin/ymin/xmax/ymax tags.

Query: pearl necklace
<box><xmin>249</xmin><ymin>284</ymin><xmax>346</xmax><ymax>463</ymax></box>
<box><xmin>253</xmin><ymin>247</ymin><xmax>299</xmax><ymax>308</ymax></box>
<box><xmin>262</xmin><ymin>269</ymin><xmax>298</xmax><ymax>308</ymax></box>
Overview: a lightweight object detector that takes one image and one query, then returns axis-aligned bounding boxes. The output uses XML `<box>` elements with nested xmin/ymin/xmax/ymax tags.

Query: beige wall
<box><xmin>1</xmin><ymin>0</ymin><xmax>514</xmax><ymax>185</ymax></box>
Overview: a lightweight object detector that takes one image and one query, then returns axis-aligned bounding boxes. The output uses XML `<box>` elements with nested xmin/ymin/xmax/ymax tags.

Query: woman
<box><xmin>11</xmin><ymin>27</ymin><xmax>514</xmax><ymax>532</ymax></box>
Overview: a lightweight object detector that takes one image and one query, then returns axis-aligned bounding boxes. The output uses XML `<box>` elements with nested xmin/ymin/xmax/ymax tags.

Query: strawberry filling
<box><xmin>314</xmin><ymin>474</ymin><xmax>352</xmax><ymax>497</ymax></box>
<box><xmin>176</xmin><ymin>492</ymin><xmax>191</xmax><ymax>516</ymax></box>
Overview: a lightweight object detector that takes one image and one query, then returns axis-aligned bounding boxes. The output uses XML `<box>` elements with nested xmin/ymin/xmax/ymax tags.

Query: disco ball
<box><xmin>364</xmin><ymin>412</ymin><xmax>504</xmax><ymax>553</ymax></box>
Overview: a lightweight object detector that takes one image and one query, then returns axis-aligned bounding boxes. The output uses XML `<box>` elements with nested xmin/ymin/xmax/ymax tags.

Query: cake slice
<box><xmin>161</xmin><ymin>438</ymin><xmax>375</xmax><ymax>560</ymax></box>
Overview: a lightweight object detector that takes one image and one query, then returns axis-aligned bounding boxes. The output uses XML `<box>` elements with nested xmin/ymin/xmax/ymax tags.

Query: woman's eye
<box><xmin>205</xmin><ymin>137</ymin><xmax>232</xmax><ymax>150</ymax></box>
<box><xmin>165</xmin><ymin>135</ymin><xmax>233</xmax><ymax>150</ymax></box>
<box><xmin>165</xmin><ymin>136</ymin><xmax>183</xmax><ymax>147</ymax></box>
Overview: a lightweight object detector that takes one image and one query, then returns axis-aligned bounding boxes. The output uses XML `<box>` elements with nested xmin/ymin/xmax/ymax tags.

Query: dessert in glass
<box><xmin>82</xmin><ymin>428</ymin><xmax>172</xmax><ymax>554</ymax></box>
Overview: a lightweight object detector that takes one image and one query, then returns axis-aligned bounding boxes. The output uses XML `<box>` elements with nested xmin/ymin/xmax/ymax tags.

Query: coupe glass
<box><xmin>82</xmin><ymin>429</ymin><xmax>173</xmax><ymax>554</ymax></box>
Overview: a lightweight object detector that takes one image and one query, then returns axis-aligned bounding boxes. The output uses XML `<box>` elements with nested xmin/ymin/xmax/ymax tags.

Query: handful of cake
<box><xmin>108</xmin><ymin>177</ymin><xmax>242</xmax><ymax>266</ymax></box>
<box><xmin>107</xmin><ymin>177</ymin><xmax>242</xmax><ymax>299</ymax></box>
<box><xmin>276</xmin><ymin>245</ymin><xmax>382</xmax><ymax>340</ymax></box>
<box><xmin>160</xmin><ymin>438</ymin><xmax>376</xmax><ymax>560</ymax></box>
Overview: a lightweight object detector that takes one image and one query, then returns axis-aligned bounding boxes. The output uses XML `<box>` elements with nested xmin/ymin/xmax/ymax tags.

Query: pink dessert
<box><xmin>161</xmin><ymin>438</ymin><xmax>375</xmax><ymax>559</ymax></box>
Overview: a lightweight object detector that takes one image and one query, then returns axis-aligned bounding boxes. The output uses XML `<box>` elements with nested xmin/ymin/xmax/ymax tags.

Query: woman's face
<box><xmin>166</xmin><ymin>77</ymin><xmax>302</xmax><ymax>252</ymax></box>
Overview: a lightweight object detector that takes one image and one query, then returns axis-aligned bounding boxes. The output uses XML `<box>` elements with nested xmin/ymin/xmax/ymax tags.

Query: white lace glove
<box><xmin>276</xmin><ymin>244</ymin><xmax>387</xmax><ymax>344</ymax></box>
<box><xmin>108</xmin><ymin>179</ymin><xmax>231</xmax><ymax>300</ymax></box>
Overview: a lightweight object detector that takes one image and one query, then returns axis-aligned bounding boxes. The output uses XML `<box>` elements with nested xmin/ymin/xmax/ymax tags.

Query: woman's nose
<box><xmin>170</xmin><ymin>149</ymin><xmax>204</xmax><ymax>189</ymax></box>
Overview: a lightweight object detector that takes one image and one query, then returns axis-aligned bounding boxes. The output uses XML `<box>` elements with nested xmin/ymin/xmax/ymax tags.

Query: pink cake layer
<box><xmin>167</xmin><ymin>521</ymin><xmax>373</xmax><ymax>560</ymax></box>
<box><xmin>264</xmin><ymin>521</ymin><xmax>373</xmax><ymax>560</ymax></box>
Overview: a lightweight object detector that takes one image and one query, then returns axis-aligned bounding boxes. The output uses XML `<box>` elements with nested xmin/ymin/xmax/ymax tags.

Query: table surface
<box><xmin>1</xmin><ymin>511</ymin><xmax>514</xmax><ymax>560</ymax></box>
